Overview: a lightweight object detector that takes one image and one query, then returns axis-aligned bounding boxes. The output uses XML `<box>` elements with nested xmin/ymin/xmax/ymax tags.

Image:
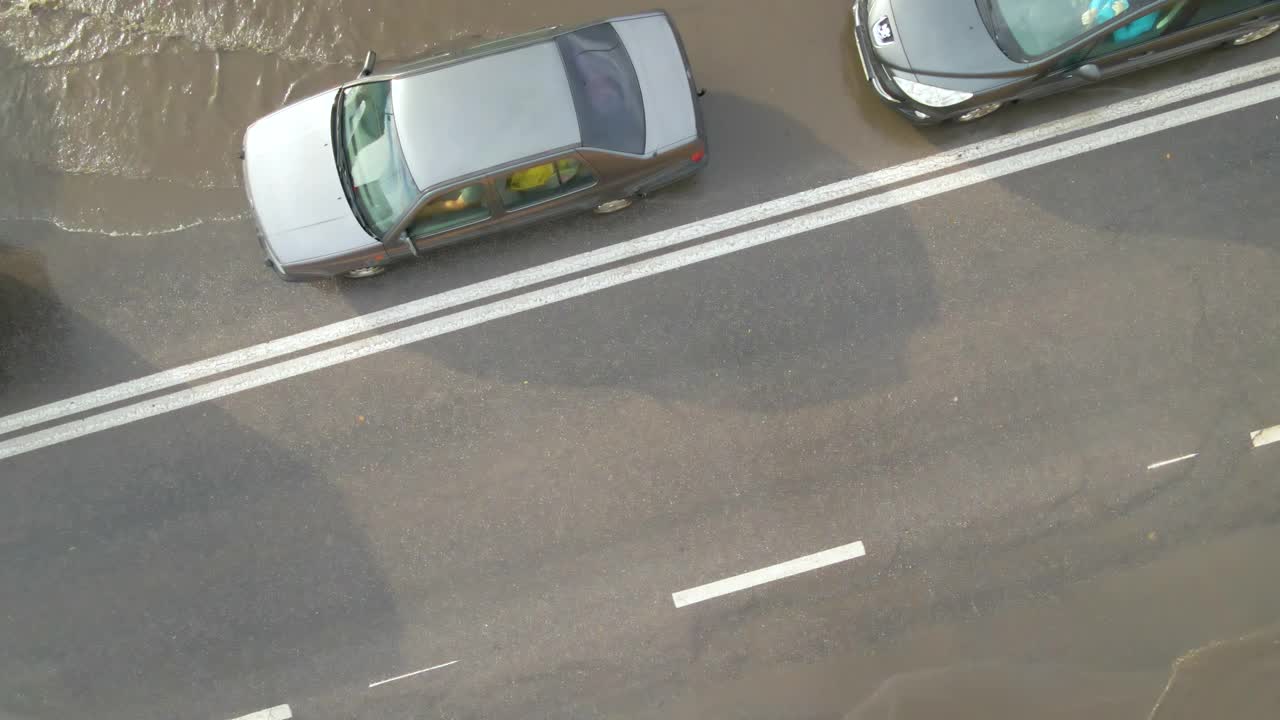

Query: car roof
<box><xmin>391</xmin><ymin>41</ymin><xmax>582</xmax><ymax>193</ymax></box>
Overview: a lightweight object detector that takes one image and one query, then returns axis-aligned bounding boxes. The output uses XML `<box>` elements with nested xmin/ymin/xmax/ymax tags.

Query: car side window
<box><xmin>1083</xmin><ymin>0</ymin><xmax>1190</xmax><ymax>58</ymax></box>
<box><xmin>1186</xmin><ymin>0</ymin><xmax>1268</xmax><ymax>25</ymax></box>
<box><xmin>497</xmin><ymin>156</ymin><xmax>597</xmax><ymax>211</ymax></box>
<box><xmin>407</xmin><ymin>183</ymin><xmax>491</xmax><ymax>238</ymax></box>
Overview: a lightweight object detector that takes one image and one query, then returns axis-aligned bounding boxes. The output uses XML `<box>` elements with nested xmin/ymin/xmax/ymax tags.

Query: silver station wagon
<box><xmin>242</xmin><ymin>11</ymin><xmax>708</xmax><ymax>280</ymax></box>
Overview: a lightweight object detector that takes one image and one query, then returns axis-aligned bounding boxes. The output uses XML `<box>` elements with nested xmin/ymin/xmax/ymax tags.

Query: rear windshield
<box><xmin>555</xmin><ymin>24</ymin><xmax>646</xmax><ymax>155</ymax></box>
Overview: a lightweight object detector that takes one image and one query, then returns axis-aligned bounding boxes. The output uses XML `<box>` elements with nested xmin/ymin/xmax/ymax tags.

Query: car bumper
<box><xmin>239</xmin><ymin>145</ymin><xmax>294</xmax><ymax>278</ymax></box>
<box><xmin>850</xmin><ymin>1</ymin><xmax>951</xmax><ymax>125</ymax></box>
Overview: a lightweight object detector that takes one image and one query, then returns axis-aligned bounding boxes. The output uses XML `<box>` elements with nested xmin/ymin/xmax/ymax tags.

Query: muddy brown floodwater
<box><xmin>0</xmin><ymin>0</ymin><xmax>504</xmax><ymax>235</ymax></box>
<box><xmin>0</xmin><ymin>0</ymin><xmax>936</xmax><ymax>237</ymax></box>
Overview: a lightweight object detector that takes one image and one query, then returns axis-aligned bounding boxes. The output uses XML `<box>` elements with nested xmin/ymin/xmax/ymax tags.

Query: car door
<box><xmin>397</xmin><ymin>180</ymin><xmax>497</xmax><ymax>254</ymax></box>
<box><xmin>1026</xmin><ymin>0</ymin><xmax>1274</xmax><ymax>99</ymax></box>
<box><xmin>454</xmin><ymin>25</ymin><xmax>563</xmax><ymax>59</ymax></box>
<box><xmin>385</xmin><ymin>26</ymin><xmax>562</xmax><ymax>76</ymax></box>
<box><xmin>484</xmin><ymin>152</ymin><xmax>606</xmax><ymax>235</ymax></box>
<box><xmin>1020</xmin><ymin>1</ymin><xmax>1196</xmax><ymax>100</ymax></box>
<box><xmin>1176</xmin><ymin>0</ymin><xmax>1280</xmax><ymax>39</ymax></box>
<box><xmin>1079</xmin><ymin>0</ymin><xmax>1255</xmax><ymax>76</ymax></box>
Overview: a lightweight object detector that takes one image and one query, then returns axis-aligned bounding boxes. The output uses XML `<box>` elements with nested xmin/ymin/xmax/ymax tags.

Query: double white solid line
<box><xmin>3</xmin><ymin>58</ymin><xmax>1280</xmax><ymax>461</ymax></box>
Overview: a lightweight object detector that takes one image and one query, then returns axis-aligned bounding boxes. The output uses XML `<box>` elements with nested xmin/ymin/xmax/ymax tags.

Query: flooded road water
<box><xmin>0</xmin><ymin>0</ymin><xmax>951</xmax><ymax>237</ymax></box>
<box><xmin>0</xmin><ymin>0</ymin><xmax>468</xmax><ymax>234</ymax></box>
<box><xmin>0</xmin><ymin>1</ymin><xmax>536</xmax><ymax>232</ymax></box>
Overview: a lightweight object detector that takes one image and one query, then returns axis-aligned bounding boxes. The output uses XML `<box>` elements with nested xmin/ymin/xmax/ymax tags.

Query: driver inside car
<box><xmin>1081</xmin><ymin>0</ymin><xmax>1159</xmax><ymax>41</ymax></box>
<box><xmin>417</xmin><ymin>185</ymin><xmax>484</xmax><ymax>218</ymax></box>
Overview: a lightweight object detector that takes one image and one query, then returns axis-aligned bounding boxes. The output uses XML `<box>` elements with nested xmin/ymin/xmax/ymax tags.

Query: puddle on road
<box><xmin>0</xmin><ymin>0</ymin><xmax>934</xmax><ymax>239</ymax></box>
<box><xmin>636</xmin><ymin>516</ymin><xmax>1280</xmax><ymax>720</ymax></box>
<box><xmin>843</xmin><ymin>633</ymin><xmax>1280</xmax><ymax>720</ymax></box>
<box><xmin>0</xmin><ymin>0</ymin><xmax>551</xmax><ymax>235</ymax></box>
<box><xmin>1149</xmin><ymin>624</ymin><xmax>1280</xmax><ymax>720</ymax></box>
<box><xmin>845</xmin><ymin>625</ymin><xmax>1280</xmax><ymax>720</ymax></box>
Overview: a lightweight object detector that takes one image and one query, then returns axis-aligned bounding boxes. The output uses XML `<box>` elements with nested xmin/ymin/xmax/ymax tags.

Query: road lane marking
<box><xmin>1147</xmin><ymin>453</ymin><xmax>1198</xmax><ymax>470</ymax></box>
<box><xmin>2</xmin><ymin>79</ymin><xmax>1280</xmax><ymax>461</ymax></box>
<box><xmin>368</xmin><ymin>660</ymin><xmax>458</xmax><ymax>689</ymax></box>
<box><xmin>228</xmin><ymin>705</ymin><xmax>292</xmax><ymax>720</ymax></box>
<box><xmin>672</xmin><ymin>541</ymin><xmax>867</xmax><ymax>608</ymax></box>
<box><xmin>3</xmin><ymin>57</ymin><xmax>1280</xmax><ymax>440</ymax></box>
<box><xmin>1251</xmin><ymin>425</ymin><xmax>1280</xmax><ymax>449</ymax></box>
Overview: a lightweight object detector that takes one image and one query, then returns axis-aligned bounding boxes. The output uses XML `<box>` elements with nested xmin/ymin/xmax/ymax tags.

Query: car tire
<box><xmin>1230</xmin><ymin>22</ymin><xmax>1280</xmax><ymax>46</ymax></box>
<box><xmin>955</xmin><ymin>102</ymin><xmax>1004</xmax><ymax>123</ymax></box>
<box><xmin>342</xmin><ymin>265</ymin><xmax>388</xmax><ymax>279</ymax></box>
<box><xmin>594</xmin><ymin>198</ymin><xmax>634</xmax><ymax>214</ymax></box>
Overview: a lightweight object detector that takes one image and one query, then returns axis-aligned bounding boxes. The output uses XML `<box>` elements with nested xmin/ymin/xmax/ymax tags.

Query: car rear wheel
<box><xmin>1231</xmin><ymin>22</ymin><xmax>1279</xmax><ymax>45</ymax></box>
<box><xmin>343</xmin><ymin>265</ymin><xmax>387</xmax><ymax>279</ymax></box>
<box><xmin>594</xmin><ymin>198</ymin><xmax>634</xmax><ymax>214</ymax></box>
<box><xmin>956</xmin><ymin>102</ymin><xmax>1004</xmax><ymax>123</ymax></box>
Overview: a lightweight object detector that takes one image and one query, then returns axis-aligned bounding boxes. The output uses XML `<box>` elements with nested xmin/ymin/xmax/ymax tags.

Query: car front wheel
<box><xmin>342</xmin><ymin>265</ymin><xmax>388</xmax><ymax>279</ymax></box>
<box><xmin>594</xmin><ymin>198</ymin><xmax>634</xmax><ymax>214</ymax></box>
<box><xmin>956</xmin><ymin>102</ymin><xmax>1004</xmax><ymax>123</ymax></box>
<box><xmin>1230</xmin><ymin>21</ymin><xmax>1279</xmax><ymax>45</ymax></box>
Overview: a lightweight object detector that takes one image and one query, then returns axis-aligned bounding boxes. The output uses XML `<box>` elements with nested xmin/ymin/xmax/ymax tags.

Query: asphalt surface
<box><xmin>2</xmin><ymin>1</ymin><xmax>1280</xmax><ymax>719</ymax></box>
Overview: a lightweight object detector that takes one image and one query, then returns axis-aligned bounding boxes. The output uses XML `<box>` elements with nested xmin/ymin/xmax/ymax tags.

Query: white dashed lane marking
<box><xmin>673</xmin><ymin>541</ymin><xmax>867</xmax><ymax>608</ymax></box>
<box><xmin>1147</xmin><ymin>453</ymin><xmax>1198</xmax><ymax>471</ymax></box>
<box><xmin>1251</xmin><ymin>425</ymin><xmax>1280</xmax><ymax>449</ymax></box>
<box><xmin>368</xmin><ymin>660</ymin><xmax>459</xmax><ymax>689</ymax></box>
<box><xmin>227</xmin><ymin>705</ymin><xmax>291</xmax><ymax>720</ymax></box>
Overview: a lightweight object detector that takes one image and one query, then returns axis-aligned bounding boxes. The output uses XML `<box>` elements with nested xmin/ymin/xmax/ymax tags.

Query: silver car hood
<box><xmin>878</xmin><ymin>0</ymin><xmax>1021</xmax><ymax>93</ymax></box>
<box><xmin>243</xmin><ymin>91</ymin><xmax>376</xmax><ymax>265</ymax></box>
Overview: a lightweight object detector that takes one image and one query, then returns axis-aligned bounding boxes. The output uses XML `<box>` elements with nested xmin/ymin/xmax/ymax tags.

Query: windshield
<box><xmin>986</xmin><ymin>0</ymin><xmax>1160</xmax><ymax>57</ymax></box>
<box><xmin>336</xmin><ymin>81</ymin><xmax>419</xmax><ymax>236</ymax></box>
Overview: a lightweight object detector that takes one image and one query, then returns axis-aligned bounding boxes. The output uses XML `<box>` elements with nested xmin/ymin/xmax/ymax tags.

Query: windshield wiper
<box><xmin>982</xmin><ymin>0</ymin><xmax>999</xmax><ymax>39</ymax></box>
<box><xmin>331</xmin><ymin>93</ymin><xmax>352</xmax><ymax>187</ymax></box>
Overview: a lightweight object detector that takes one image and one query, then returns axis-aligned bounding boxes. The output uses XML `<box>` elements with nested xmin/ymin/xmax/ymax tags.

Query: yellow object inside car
<box><xmin>508</xmin><ymin>159</ymin><xmax>582</xmax><ymax>191</ymax></box>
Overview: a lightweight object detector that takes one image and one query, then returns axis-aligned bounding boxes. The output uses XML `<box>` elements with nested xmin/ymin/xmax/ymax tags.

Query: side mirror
<box><xmin>1076</xmin><ymin>63</ymin><xmax>1103</xmax><ymax>82</ymax></box>
<box><xmin>400</xmin><ymin>230</ymin><xmax>419</xmax><ymax>258</ymax></box>
<box><xmin>359</xmin><ymin>51</ymin><xmax>377</xmax><ymax>77</ymax></box>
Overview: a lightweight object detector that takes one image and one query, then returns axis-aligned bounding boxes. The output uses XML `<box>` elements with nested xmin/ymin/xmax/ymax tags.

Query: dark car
<box><xmin>242</xmin><ymin>11</ymin><xmax>707</xmax><ymax>280</ymax></box>
<box><xmin>852</xmin><ymin>0</ymin><xmax>1280</xmax><ymax>123</ymax></box>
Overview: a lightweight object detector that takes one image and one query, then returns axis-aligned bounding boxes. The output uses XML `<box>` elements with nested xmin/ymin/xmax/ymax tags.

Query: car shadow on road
<box><xmin>356</xmin><ymin>92</ymin><xmax>940</xmax><ymax>412</ymax></box>
<box><xmin>989</xmin><ymin>103</ymin><xmax>1279</xmax><ymax>251</ymax></box>
<box><xmin>0</xmin><ymin>244</ymin><xmax>402</xmax><ymax>720</ymax></box>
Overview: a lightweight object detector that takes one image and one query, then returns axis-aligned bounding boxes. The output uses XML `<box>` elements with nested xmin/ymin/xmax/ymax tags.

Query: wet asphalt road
<box><xmin>2</xmin><ymin>1</ymin><xmax>1280</xmax><ymax>718</ymax></box>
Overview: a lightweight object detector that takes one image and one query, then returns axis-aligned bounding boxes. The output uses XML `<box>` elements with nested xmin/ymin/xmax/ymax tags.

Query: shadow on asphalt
<box><xmin>991</xmin><ymin>96</ymin><xmax>1280</xmax><ymax>252</ymax></box>
<box><xmin>347</xmin><ymin>92</ymin><xmax>940</xmax><ymax>412</ymax></box>
<box><xmin>0</xmin><ymin>244</ymin><xmax>401</xmax><ymax>720</ymax></box>
<box><xmin>0</xmin><ymin>244</ymin><xmax>70</xmax><ymax>403</ymax></box>
<box><xmin>882</xmin><ymin>38</ymin><xmax>1280</xmax><ymax>253</ymax></box>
